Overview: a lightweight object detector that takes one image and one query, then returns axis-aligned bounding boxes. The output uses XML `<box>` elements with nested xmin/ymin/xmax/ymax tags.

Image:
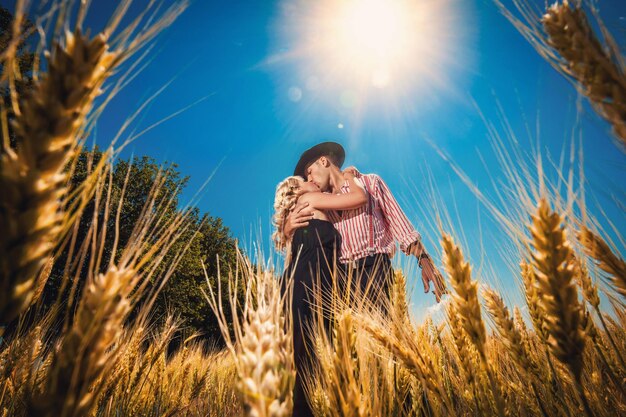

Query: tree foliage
<box><xmin>41</xmin><ymin>149</ymin><xmax>239</xmax><ymax>344</ymax></box>
<box><xmin>1</xmin><ymin>6</ymin><xmax>35</xmax><ymax>147</ymax></box>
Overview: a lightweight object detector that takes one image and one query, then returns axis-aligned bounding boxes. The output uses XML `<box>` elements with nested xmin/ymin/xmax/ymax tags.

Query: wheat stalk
<box><xmin>528</xmin><ymin>198</ymin><xmax>595</xmax><ymax>416</ymax></box>
<box><xmin>577</xmin><ymin>226</ymin><xmax>626</xmax><ymax>299</ymax></box>
<box><xmin>0</xmin><ymin>29</ymin><xmax>116</xmax><ymax>326</ymax></box>
<box><xmin>28</xmin><ymin>266</ymin><xmax>134</xmax><ymax>417</ymax></box>
<box><xmin>441</xmin><ymin>233</ymin><xmax>507</xmax><ymax>416</ymax></box>
<box><xmin>204</xmin><ymin>256</ymin><xmax>295</xmax><ymax>417</ymax></box>
<box><xmin>542</xmin><ymin>1</ymin><xmax>626</xmax><ymax>147</ymax></box>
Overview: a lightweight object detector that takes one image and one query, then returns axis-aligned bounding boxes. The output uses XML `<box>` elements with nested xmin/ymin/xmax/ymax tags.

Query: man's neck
<box><xmin>328</xmin><ymin>168</ymin><xmax>345</xmax><ymax>194</ymax></box>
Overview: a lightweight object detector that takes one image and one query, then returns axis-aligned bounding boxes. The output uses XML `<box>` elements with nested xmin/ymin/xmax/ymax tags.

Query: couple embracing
<box><xmin>272</xmin><ymin>142</ymin><xmax>446</xmax><ymax>417</ymax></box>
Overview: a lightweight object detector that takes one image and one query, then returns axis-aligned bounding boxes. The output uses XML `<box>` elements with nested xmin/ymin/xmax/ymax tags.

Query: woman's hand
<box><xmin>283</xmin><ymin>202</ymin><xmax>313</xmax><ymax>239</ymax></box>
<box><xmin>343</xmin><ymin>166</ymin><xmax>360</xmax><ymax>178</ymax></box>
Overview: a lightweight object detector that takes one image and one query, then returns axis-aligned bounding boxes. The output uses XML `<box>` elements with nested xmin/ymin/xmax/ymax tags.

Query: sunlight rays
<box><xmin>269</xmin><ymin>0</ymin><xmax>474</xmax><ymax>144</ymax></box>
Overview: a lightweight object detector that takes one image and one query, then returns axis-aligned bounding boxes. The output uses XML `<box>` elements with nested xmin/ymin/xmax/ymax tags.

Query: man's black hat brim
<box><xmin>293</xmin><ymin>142</ymin><xmax>345</xmax><ymax>179</ymax></box>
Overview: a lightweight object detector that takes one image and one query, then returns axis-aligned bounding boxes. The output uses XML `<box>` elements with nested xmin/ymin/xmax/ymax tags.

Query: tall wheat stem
<box><xmin>542</xmin><ymin>1</ymin><xmax>626</xmax><ymax>147</ymax></box>
<box><xmin>528</xmin><ymin>198</ymin><xmax>594</xmax><ymax>417</ymax></box>
<box><xmin>0</xmin><ymin>29</ymin><xmax>116</xmax><ymax>326</ymax></box>
<box><xmin>441</xmin><ymin>233</ymin><xmax>506</xmax><ymax>417</ymax></box>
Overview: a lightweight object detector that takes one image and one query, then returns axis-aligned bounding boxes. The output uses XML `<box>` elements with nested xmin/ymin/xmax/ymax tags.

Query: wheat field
<box><xmin>1</xmin><ymin>0</ymin><xmax>625</xmax><ymax>416</ymax></box>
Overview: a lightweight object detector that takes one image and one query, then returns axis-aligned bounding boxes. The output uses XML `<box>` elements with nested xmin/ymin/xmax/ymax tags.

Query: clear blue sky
<box><xmin>10</xmin><ymin>0</ymin><xmax>626</xmax><ymax>316</ymax></box>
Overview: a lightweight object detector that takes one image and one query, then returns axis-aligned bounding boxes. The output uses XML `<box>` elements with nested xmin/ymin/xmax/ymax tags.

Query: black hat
<box><xmin>293</xmin><ymin>142</ymin><xmax>345</xmax><ymax>179</ymax></box>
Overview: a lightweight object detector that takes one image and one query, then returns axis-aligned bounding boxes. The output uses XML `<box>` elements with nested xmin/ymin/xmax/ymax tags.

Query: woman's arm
<box><xmin>299</xmin><ymin>173</ymin><xmax>367</xmax><ymax>210</ymax></box>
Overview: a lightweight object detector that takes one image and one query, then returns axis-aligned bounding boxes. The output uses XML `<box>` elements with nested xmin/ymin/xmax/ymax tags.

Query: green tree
<box><xmin>1</xmin><ymin>6</ymin><xmax>35</xmax><ymax>147</ymax></box>
<box><xmin>42</xmin><ymin>149</ymin><xmax>239</xmax><ymax>344</ymax></box>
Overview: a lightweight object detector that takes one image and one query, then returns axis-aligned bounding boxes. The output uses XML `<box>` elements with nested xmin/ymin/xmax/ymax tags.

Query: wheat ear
<box><xmin>529</xmin><ymin>198</ymin><xmax>586</xmax><ymax>377</ymax></box>
<box><xmin>577</xmin><ymin>226</ymin><xmax>626</xmax><ymax>299</ymax></box>
<box><xmin>329</xmin><ymin>309</ymin><xmax>363</xmax><ymax>417</ymax></box>
<box><xmin>574</xmin><ymin>248</ymin><xmax>626</xmax><ymax>371</ymax></box>
<box><xmin>28</xmin><ymin>266</ymin><xmax>134</xmax><ymax>417</ymax></box>
<box><xmin>482</xmin><ymin>287</ymin><xmax>554</xmax><ymax>416</ymax></box>
<box><xmin>483</xmin><ymin>287</ymin><xmax>537</xmax><ymax>376</ymax></box>
<box><xmin>441</xmin><ymin>233</ymin><xmax>506</xmax><ymax>416</ymax></box>
<box><xmin>359</xmin><ymin>314</ymin><xmax>452</xmax><ymax>415</ymax></box>
<box><xmin>441</xmin><ymin>234</ymin><xmax>486</xmax><ymax>356</ymax></box>
<box><xmin>520</xmin><ymin>261</ymin><xmax>549</xmax><ymax>343</ymax></box>
<box><xmin>528</xmin><ymin>198</ymin><xmax>595</xmax><ymax>417</ymax></box>
<box><xmin>0</xmin><ymin>29</ymin><xmax>116</xmax><ymax>325</ymax></box>
<box><xmin>204</xmin><ymin>257</ymin><xmax>295</xmax><ymax>417</ymax></box>
<box><xmin>542</xmin><ymin>1</ymin><xmax>626</xmax><ymax>147</ymax></box>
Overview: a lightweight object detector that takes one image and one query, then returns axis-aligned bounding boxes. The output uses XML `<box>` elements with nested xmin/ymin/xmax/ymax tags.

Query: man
<box><xmin>284</xmin><ymin>141</ymin><xmax>446</xmax><ymax>304</ymax></box>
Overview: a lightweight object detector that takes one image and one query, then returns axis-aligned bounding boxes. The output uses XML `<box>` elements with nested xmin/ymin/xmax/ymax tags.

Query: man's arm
<box><xmin>300</xmin><ymin>172</ymin><xmax>367</xmax><ymax>210</ymax></box>
<box><xmin>371</xmin><ymin>174</ymin><xmax>421</xmax><ymax>253</ymax></box>
<box><xmin>373</xmin><ymin>175</ymin><xmax>447</xmax><ymax>302</ymax></box>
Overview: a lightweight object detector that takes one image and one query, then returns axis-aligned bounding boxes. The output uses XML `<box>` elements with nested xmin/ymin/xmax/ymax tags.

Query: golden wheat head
<box><xmin>528</xmin><ymin>198</ymin><xmax>586</xmax><ymax>381</ymax></box>
<box><xmin>0</xmin><ymin>29</ymin><xmax>116</xmax><ymax>325</ymax></box>
<box><xmin>542</xmin><ymin>1</ymin><xmax>626</xmax><ymax>147</ymax></box>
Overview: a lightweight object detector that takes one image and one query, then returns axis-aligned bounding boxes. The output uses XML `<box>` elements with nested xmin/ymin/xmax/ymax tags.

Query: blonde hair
<box><xmin>272</xmin><ymin>176</ymin><xmax>304</xmax><ymax>252</ymax></box>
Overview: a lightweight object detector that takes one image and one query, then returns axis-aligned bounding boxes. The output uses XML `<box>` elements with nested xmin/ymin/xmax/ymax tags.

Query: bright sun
<box><xmin>274</xmin><ymin>0</ymin><xmax>470</xmax><ymax>118</ymax></box>
<box><xmin>328</xmin><ymin>0</ymin><xmax>417</xmax><ymax>88</ymax></box>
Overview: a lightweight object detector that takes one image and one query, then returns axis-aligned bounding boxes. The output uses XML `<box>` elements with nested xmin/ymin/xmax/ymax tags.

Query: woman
<box><xmin>272</xmin><ymin>172</ymin><xmax>366</xmax><ymax>417</ymax></box>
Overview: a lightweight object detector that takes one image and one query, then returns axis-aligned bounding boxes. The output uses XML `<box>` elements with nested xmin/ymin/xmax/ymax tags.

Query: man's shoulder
<box><xmin>359</xmin><ymin>173</ymin><xmax>383</xmax><ymax>186</ymax></box>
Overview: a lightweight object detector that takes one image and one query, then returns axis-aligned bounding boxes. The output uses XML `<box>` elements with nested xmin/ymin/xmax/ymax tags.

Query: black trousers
<box><xmin>342</xmin><ymin>253</ymin><xmax>394</xmax><ymax>314</ymax></box>
<box><xmin>290</xmin><ymin>252</ymin><xmax>393</xmax><ymax>417</ymax></box>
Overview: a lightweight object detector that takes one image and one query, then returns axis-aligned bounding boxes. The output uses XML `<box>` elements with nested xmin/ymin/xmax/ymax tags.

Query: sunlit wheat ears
<box><xmin>0</xmin><ymin>29</ymin><xmax>116</xmax><ymax>325</ymax></box>
<box><xmin>446</xmin><ymin>307</ymin><xmax>478</xmax><ymax>386</ymax></box>
<box><xmin>239</xmin><ymin>274</ymin><xmax>294</xmax><ymax>417</ymax></box>
<box><xmin>495</xmin><ymin>0</ymin><xmax>626</xmax><ymax>148</ymax></box>
<box><xmin>441</xmin><ymin>233</ymin><xmax>508</xmax><ymax>416</ymax></box>
<box><xmin>542</xmin><ymin>1</ymin><xmax>626</xmax><ymax>147</ymax></box>
<box><xmin>390</xmin><ymin>270</ymin><xmax>414</xmax><ymax>338</ymax></box>
<box><xmin>572</xmin><ymin>255</ymin><xmax>600</xmax><ymax>310</ymax></box>
<box><xmin>29</xmin><ymin>266</ymin><xmax>135</xmax><ymax>417</ymax></box>
<box><xmin>441</xmin><ymin>233</ymin><xmax>486</xmax><ymax>355</ymax></box>
<box><xmin>331</xmin><ymin>309</ymin><xmax>363</xmax><ymax>417</ymax></box>
<box><xmin>483</xmin><ymin>286</ymin><xmax>537</xmax><ymax>376</ymax></box>
<box><xmin>204</xmin><ymin>257</ymin><xmax>295</xmax><ymax>417</ymax></box>
<box><xmin>520</xmin><ymin>261</ymin><xmax>550</xmax><ymax>342</ymax></box>
<box><xmin>577</xmin><ymin>226</ymin><xmax>626</xmax><ymax>300</ymax></box>
<box><xmin>359</xmin><ymin>311</ymin><xmax>452</xmax><ymax>414</ymax></box>
<box><xmin>528</xmin><ymin>198</ymin><xmax>586</xmax><ymax>382</ymax></box>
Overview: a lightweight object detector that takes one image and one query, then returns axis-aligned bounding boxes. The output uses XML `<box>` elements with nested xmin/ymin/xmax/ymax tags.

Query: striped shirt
<box><xmin>326</xmin><ymin>173</ymin><xmax>421</xmax><ymax>263</ymax></box>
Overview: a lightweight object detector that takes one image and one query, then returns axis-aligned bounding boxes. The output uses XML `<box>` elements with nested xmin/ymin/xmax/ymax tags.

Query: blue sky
<box><xmin>10</xmin><ymin>0</ymin><xmax>626</xmax><ymax>315</ymax></box>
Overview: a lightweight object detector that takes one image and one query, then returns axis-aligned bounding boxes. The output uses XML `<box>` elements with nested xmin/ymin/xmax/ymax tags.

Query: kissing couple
<box><xmin>272</xmin><ymin>141</ymin><xmax>446</xmax><ymax>417</ymax></box>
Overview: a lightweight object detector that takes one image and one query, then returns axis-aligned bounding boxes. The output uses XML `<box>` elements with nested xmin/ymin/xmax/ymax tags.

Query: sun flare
<box><xmin>275</xmin><ymin>0</ymin><xmax>463</xmax><ymax>91</ymax></box>
<box><xmin>327</xmin><ymin>0</ymin><xmax>418</xmax><ymax>88</ymax></box>
<box><xmin>273</xmin><ymin>0</ymin><xmax>471</xmax><ymax>136</ymax></box>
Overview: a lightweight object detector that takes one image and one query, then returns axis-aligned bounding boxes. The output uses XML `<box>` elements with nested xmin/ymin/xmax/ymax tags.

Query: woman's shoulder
<box><xmin>297</xmin><ymin>192</ymin><xmax>317</xmax><ymax>205</ymax></box>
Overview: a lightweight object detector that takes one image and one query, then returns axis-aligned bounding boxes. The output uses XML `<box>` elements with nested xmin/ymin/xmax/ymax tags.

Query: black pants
<box><xmin>287</xmin><ymin>220</ymin><xmax>340</xmax><ymax>417</ymax></box>
<box><xmin>289</xmin><ymin>251</ymin><xmax>392</xmax><ymax>417</ymax></box>
<box><xmin>341</xmin><ymin>253</ymin><xmax>394</xmax><ymax>314</ymax></box>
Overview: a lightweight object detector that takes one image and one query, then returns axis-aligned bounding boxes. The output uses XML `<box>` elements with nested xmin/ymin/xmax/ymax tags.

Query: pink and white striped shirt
<box><xmin>326</xmin><ymin>173</ymin><xmax>421</xmax><ymax>263</ymax></box>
